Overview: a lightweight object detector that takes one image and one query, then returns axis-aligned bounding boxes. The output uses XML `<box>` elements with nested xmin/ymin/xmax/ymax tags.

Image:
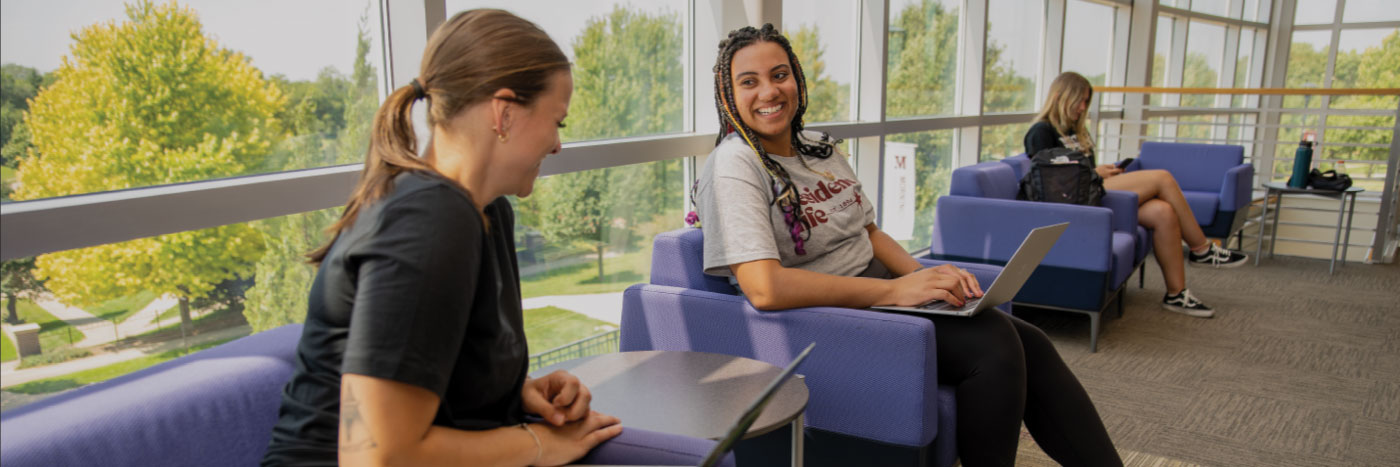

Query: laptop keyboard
<box><xmin>919</xmin><ymin>298</ymin><xmax>981</xmax><ymax>312</ymax></box>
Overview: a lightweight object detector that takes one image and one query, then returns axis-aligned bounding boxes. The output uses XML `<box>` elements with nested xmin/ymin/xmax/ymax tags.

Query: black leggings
<box><xmin>929</xmin><ymin>311</ymin><xmax>1120</xmax><ymax>466</ymax></box>
<box><xmin>859</xmin><ymin>260</ymin><xmax>1119</xmax><ymax>466</ymax></box>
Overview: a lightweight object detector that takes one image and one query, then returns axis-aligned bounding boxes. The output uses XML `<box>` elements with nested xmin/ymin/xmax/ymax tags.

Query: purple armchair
<box><xmin>0</xmin><ymin>324</ymin><xmax>730</xmax><ymax>467</ymax></box>
<box><xmin>1126</xmin><ymin>142</ymin><xmax>1254</xmax><ymax>240</ymax></box>
<box><xmin>927</xmin><ymin>159</ymin><xmax>1145</xmax><ymax>352</ymax></box>
<box><xmin>621</xmin><ymin>227</ymin><xmax>1008</xmax><ymax>467</ymax></box>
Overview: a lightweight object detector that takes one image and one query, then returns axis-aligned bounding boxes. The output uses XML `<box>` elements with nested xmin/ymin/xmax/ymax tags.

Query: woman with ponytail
<box><xmin>694</xmin><ymin>25</ymin><xmax>1121</xmax><ymax>466</ymax></box>
<box><xmin>263</xmin><ymin>10</ymin><xmax>620</xmax><ymax>466</ymax></box>
<box><xmin>1026</xmin><ymin>72</ymin><xmax>1247</xmax><ymax>318</ymax></box>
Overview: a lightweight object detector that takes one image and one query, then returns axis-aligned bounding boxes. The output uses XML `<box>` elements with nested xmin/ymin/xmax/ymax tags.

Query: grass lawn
<box><xmin>5</xmin><ymin>337</ymin><xmax>236</xmax><ymax>395</ymax></box>
<box><xmin>88</xmin><ymin>290</ymin><xmax>158</xmax><ymax>324</ymax></box>
<box><xmin>520</xmin><ymin>247</ymin><xmax>652</xmax><ymax>299</ymax></box>
<box><xmin>1</xmin><ymin>331</ymin><xmax>15</xmax><ymax>362</ymax></box>
<box><xmin>15</xmin><ymin>299</ymin><xmax>86</xmax><ymax>351</ymax></box>
<box><xmin>523</xmin><ymin>306</ymin><xmax>616</xmax><ymax>355</ymax></box>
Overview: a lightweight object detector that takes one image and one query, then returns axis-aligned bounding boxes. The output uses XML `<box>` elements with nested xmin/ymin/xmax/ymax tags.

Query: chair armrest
<box><xmin>929</xmin><ymin>195</ymin><xmax>1113</xmax><ymax>273</ymax></box>
<box><xmin>1220</xmin><ymin>163</ymin><xmax>1254</xmax><ymax>211</ymax></box>
<box><xmin>1101</xmin><ymin>190</ymin><xmax>1140</xmax><ymax>235</ymax></box>
<box><xmin>620</xmin><ymin>284</ymin><xmax>939</xmax><ymax>447</ymax></box>
<box><xmin>580</xmin><ymin>427</ymin><xmax>733</xmax><ymax>467</ymax></box>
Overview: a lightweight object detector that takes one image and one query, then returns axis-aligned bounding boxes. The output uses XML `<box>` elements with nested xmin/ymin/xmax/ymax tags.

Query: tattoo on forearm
<box><xmin>340</xmin><ymin>385</ymin><xmax>378</xmax><ymax>452</ymax></box>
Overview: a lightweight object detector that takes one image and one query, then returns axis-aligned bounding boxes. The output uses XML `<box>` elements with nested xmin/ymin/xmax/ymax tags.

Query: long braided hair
<box><xmin>712</xmin><ymin>23</ymin><xmax>837</xmax><ymax>255</ymax></box>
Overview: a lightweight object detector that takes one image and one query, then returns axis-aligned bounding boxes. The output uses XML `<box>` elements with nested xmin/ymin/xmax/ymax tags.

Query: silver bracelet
<box><xmin>519</xmin><ymin>423</ymin><xmax>542</xmax><ymax>465</ymax></box>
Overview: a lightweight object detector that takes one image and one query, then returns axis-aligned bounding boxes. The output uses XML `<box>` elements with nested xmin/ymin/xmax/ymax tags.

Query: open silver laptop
<box><xmin>871</xmin><ymin>222</ymin><xmax>1068</xmax><ymax>317</ymax></box>
<box><xmin>575</xmin><ymin>342</ymin><xmax>815</xmax><ymax>467</ymax></box>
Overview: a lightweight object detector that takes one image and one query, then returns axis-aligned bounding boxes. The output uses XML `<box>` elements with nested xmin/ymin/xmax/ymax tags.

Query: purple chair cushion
<box><xmin>0</xmin><ymin>325</ymin><xmax>303</xmax><ymax>467</ymax></box>
<box><xmin>1002</xmin><ymin>154</ymin><xmax>1031</xmax><ymax>181</ymax></box>
<box><xmin>1138</xmin><ymin>142</ymin><xmax>1244</xmax><ymax>192</ymax></box>
<box><xmin>950</xmin><ymin>162</ymin><xmax>1019</xmax><ymax>200</ymax></box>
<box><xmin>931</xmin><ymin>196</ymin><xmax>1113</xmax><ymax>273</ymax></box>
<box><xmin>651</xmin><ymin>228</ymin><xmax>739</xmax><ymax>295</ymax></box>
<box><xmin>1183</xmin><ymin>191</ymin><xmax>1219</xmax><ymax>226</ymax></box>
<box><xmin>581</xmin><ymin>427</ymin><xmax>735</xmax><ymax>466</ymax></box>
<box><xmin>1111</xmin><ymin>232</ymin><xmax>1136</xmax><ymax>286</ymax></box>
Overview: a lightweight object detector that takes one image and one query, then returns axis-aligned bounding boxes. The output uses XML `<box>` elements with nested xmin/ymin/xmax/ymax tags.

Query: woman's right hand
<box><xmin>1095</xmin><ymin>164</ymin><xmax>1122</xmax><ymax>179</ymax></box>
<box><xmin>883</xmin><ymin>267</ymin><xmax>968</xmax><ymax>307</ymax></box>
<box><xmin>531</xmin><ymin>411</ymin><xmax>623</xmax><ymax>466</ymax></box>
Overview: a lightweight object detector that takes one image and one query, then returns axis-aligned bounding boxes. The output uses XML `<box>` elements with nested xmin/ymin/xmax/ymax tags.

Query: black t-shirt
<box><xmin>1024</xmin><ymin>121</ymin><xmax>1095</xmax><ymax>163</ymax></box>
<box><xmin>262</xmin><ymin>171</ymin><xmax>527</xmax><ymax>466</ymax></box>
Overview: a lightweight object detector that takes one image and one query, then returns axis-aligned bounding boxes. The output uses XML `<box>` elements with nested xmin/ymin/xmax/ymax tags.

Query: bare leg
<box><xmin>1104</xmin><ymin>170</ymin><xmax>1210</xmax><ymax>250</ymax></box>
<box><xmin>1139</xmin><ymin>199</ymin><xmax>1186</xmax><ymax>294</ymax></box>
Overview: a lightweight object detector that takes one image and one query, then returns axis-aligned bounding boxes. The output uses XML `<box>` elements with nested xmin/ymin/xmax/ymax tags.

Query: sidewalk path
<box><xmin>522</xmin><ymin>292</ymin><xmax>624</xmax><ymax>325</ymax></box>
<box><xmin>111</xmin><ymin>294</ymin><xmax>180</xmax><ymax>341</ymax></box>
<box><xmin>33</xmin><ymin>297</ymin><xmax>118</xmax><ymax>348</ymax></box>
<box><xmin>0</xmin><ymin>325</ymin><xmax>251</xmax><ymax>389</ymax></box>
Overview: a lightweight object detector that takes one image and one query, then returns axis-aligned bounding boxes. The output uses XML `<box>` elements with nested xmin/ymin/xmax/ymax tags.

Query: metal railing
<box><xmin>527</xmin><ymin>330</ymin><xmax>620</xmax><ymax>372</ymax></box>
<box><xmin>1089</xmin><ymin>86</ymin><xmax>1400</xmax><ymax>263</ymax></box>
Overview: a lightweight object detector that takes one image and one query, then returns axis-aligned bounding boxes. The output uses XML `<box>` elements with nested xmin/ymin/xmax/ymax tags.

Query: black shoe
<box><xmin>1189</xmin><ymin>243</ymin><xmax>1248</xmax><ymax>268</ymax></box>
<box><xmin>1162</xmin><ymin>289</ymin><xmax>1215</xmax><ymax>318</ymax></box>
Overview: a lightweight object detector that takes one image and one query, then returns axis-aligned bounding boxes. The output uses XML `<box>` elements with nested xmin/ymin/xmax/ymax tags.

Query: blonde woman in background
<box><xmin>1024</xmin><ymin>71</ymin><xmax>1248</xmax><ymax>318</ymax></box>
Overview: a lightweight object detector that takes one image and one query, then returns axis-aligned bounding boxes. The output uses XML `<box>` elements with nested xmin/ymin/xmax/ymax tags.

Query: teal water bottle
<box><xmin>1288</xmin><ymin>139</ymin><xmax>1314</xmax><ymax>188</ymax></box>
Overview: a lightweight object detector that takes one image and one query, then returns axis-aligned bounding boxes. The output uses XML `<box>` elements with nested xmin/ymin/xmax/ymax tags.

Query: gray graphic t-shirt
<box><xmin>696</xmin><ymin>131</ymin><xmax>877</xmax><ymax>278</ymax></box>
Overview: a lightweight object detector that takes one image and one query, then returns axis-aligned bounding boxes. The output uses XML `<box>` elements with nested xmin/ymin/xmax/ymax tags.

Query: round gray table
<box><xmin>1256</xmin><ymin>181</ymin><xmax>1365</xmax><ymax>274</ymax></box>
<box><xmin>532</xmin><ymin>351</ymin><xmax>809</xmax><ymax>466</ymax></box>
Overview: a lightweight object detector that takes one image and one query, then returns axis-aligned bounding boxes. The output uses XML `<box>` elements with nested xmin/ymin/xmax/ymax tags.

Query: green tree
<box><xmin>1</xmin><ymin>257</ymin><xmax>45</xmax><ymax>324</ymax></box>
<box><xmin>1319</xmin><ymin>30</ymin><xmax>1400</xmax><ymax>184</ymax></box>
<box><xmin>886</xmin><ymin>0</ymin><xmax>960</xmax><ymax>250</ymax></box>
<box><xmin>13</xmin><ymin>1</ymin><xmax>280</xmax><ymax>335</ymax></box>
<box><xmin>241</xmin><ymin>9</ymin><xmax>379</xmax><ymax>332</ymax></box>
<box><xmin>788</xmin><ymin>25</ymin><xmax>850</xmax><ymax>123</ymax></box>
<box><xmin>1</xmin><ymin>64</ymin><xmax>46</xmax><ymax>166</ymax></box>
<box><xmin>526</xmin><ymin>6</ymin><xmax>684</xmax><ymax>279</ymax></box>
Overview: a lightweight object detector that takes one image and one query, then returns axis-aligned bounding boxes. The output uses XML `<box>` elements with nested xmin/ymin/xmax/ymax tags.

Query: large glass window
<box><xmin>1182</xmin><ymin>20</ymin><xmax>1225</xmax><ymax>108</ymax></box>
<box><xmin>1188</xmin><ymin>0</ymin><xmax>1228</xmax><ymax>18</ymax></box>
<box><xmin>983</xmin><ymin>0</ymin><xmax>1042</xmax><ymax>114</ymax></box>
<box><xmin>784</xmin><ymin>0</ymin><xmax>857</xmax><ymax>123</ymax></box>
<box><xmin>1231</xmin><ymin>28</ymin><xmax>1263</xmax><ymax>107</ymax></box>
<box><xmin>511</xmin><ymin>159</ymin><xmax>685</xmax><ymax>341</ymax></box>
<box><xmin>980</xmin><ymin>124</ymin><xmax>1025</xmax><ymax>162</ymax></box>
<box><xmin>1062</xmin><ymin>0</ymin><xmax>1116</xmax><ymax>86</ymax></box>
<box><xmin>0</xmin><ymin>0</ymin><xmax>383</xmax><ymax>203</ymax></box>
<box><xmin>1341</xmin><ymin>0</ymin><xmax>1400</xmax><ymax>23</ymax></box>
<box><xmin>1323</xmin><ymin>28</ymin><xmax>1400</xmax><ymax>191</ymax></box>
<box><xmin>887</xmin><ymin>0</ymin><xmax>962</xmax><ymax>118</ymax></box>
<box><xmin>1285</xmin><ymin>30</ymin><xmax>1332</xmax><ymax>108</ymax></box>
<box><xmin>445</xmin><ymin>1</ymin><xmax>687</xmax><ymax>143</ymax></box>
<box><xmin>887</xmin><ymin>129</ymin><xmax>954</xmax><ymax>252</ymax></box>
<box><xmin>1293</xmin><ymin>0</ymin><xmax>1337</xmax><ymax>26</ymax></box>
<box><xmin>1151</xmin><ymin>17</ymin><xmax>1174</xmax><ymax>106</ymax></box>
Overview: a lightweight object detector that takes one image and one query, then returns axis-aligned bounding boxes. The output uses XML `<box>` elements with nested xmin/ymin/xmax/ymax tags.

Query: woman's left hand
<box><xmin>929</xmin><ymin>264</ymin><xmax>983</xmax><ymax>298</ymax></box>
<box><xmin>522</xmin><ymin>370</ymin><xmax>592</xmax><ymax>426</ymax></box>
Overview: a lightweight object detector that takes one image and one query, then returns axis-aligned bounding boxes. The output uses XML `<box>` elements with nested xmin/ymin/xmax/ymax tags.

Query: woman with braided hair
<box><xmin>693</xmin><ymin>24</ymin><xmax>1121</xmax><ymax>466</ymax></box>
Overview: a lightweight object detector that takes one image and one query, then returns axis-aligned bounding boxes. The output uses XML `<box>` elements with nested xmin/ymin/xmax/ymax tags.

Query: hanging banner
<box><xmin>882</xmin><ymin>142</ymin><xmax>917</xmax><ymax>240</ymax></box>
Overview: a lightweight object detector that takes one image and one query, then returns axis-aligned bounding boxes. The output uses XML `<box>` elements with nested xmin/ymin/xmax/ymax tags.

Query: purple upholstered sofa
<box><xmin>0</xmin><ymin>324</ymin><xmax>731</xmax><ymax>467</ymax></box>
<box><xmin>619</xmin><ymin>227</ymin><xmax>1010</xmax><ymax>467</ymax></box>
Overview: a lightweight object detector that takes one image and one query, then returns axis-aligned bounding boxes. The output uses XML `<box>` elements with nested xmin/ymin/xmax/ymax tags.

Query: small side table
<box><xmin>1255</xmin><ymin>181</ymin><xmax>1365</xmax><ymax>274</ymax></box>
<box><xmin>533</xmin><ymin>351</ymin><xmax>810</xmax><ymax>466</ymax></box>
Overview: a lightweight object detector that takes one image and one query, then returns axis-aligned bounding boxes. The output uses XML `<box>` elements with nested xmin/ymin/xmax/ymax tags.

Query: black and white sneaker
<box><xmin>1162</xmin><ymin>289</ymin><xmax>1215</xmax><ymax>318</ymax></box>
<box><xmin>1188</xmin><ymin>243</ymin><xmax>1248</xmax><ymax>268</ymax></box>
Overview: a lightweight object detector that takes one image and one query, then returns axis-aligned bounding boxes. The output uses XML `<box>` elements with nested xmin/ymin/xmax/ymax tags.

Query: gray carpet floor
<box><xmin>1012</xmin><ymin>254</ymin><xmax>1400</xmax><ymax>466</ymax></box>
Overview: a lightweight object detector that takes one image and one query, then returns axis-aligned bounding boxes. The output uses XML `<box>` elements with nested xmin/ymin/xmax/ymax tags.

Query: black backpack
<box><xmin>1017</xmin><ymin>147</ymin><xmax>1105</xmax><ymax>206</ymax></box>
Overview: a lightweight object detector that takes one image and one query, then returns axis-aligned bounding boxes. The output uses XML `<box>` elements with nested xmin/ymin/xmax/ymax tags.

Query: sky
<box><xmin>2</xmin><ymin>1</ymin><xmax>1392</xmax><ymax>87</ymax></box>
<box><xmin>1</xmin><ymin>0</ymin><xmax>379</xmax><ymax>81</ymax></box>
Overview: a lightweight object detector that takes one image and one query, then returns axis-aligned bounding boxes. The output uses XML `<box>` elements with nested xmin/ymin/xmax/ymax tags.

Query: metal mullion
<box><xmin>1042</xmin><ymin>0</ymin><xmax>1066</xmax><ymax>105</ymax></box>
<box><xmin>954</xmin><ymin>0</ymin><xmax>988</xmax><ymax>168</ymax></box>
<box><xmin>1291</xmin><ymin>21</ymin><xmax>1400</xmax><ymax>31</ymax></box>
<box><xmin>852</xmin><ymin>0</ymin><xmax>888</xmax><ymax>215</ymax></box>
